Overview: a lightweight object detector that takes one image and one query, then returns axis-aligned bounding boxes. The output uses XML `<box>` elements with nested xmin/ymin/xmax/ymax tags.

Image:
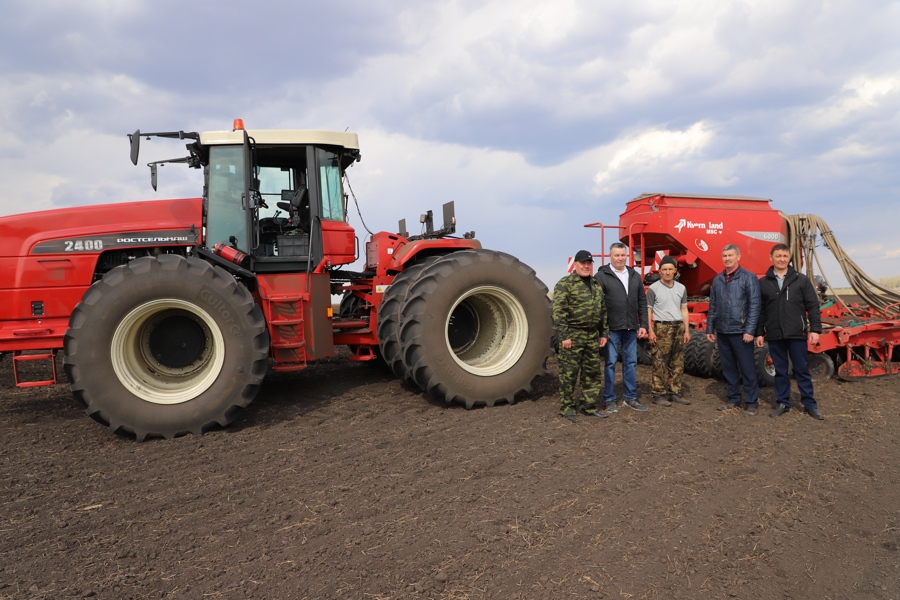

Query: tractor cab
<box><xmin>129</xmin><ymin>120</ymin><xmax>361</xmax><ymax>273</ymax></box>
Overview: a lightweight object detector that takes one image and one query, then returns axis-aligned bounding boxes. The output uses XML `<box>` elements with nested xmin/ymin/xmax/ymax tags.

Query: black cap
<box><xmin>660</xmin><ymin>256</ymin><xmax>678</xmax><ymax>268</ymax></box>
<box><xmin>573</xmin><ymin>250</ymin><xmax>593</xmax><ymax>263</ymax></box>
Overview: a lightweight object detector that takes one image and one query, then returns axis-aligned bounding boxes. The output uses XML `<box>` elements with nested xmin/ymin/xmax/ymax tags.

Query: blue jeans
<box><xmin>769</xmin><ymin>338</ymin><xmax>817</xmax><ymax>410</ymax></box>
<box><xmin>604</xmin><ymin>330</ymin><xmax>637</xmax><ymax>402</ymax></box>
<box><xmin>716</xmin><ymin>333</ymin><xmax>758</xmax><ymax>407</ymax></box>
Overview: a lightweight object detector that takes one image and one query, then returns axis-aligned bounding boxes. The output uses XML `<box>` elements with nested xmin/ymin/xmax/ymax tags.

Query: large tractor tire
<box><xmin>339</xmin><ymin>291</ymin><xmax>364</xmax><ymax>318</ymax></box>
<box><xmin>63</xmin><ymin>255</ymin><xmax>269</xmax><ymax>441</ymax></box>
<box><xmin>397</xmin><ymin>249</ymin><xmax>553</xmax><ymax>408</ymax></box>
<box><xmin>376</xmin><ymin>257</ymin><xmax>439</xmax><ymax>381</ymax></box>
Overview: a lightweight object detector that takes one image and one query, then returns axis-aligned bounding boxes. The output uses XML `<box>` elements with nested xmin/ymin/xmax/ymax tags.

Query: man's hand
<box><xmin>637</xmin><ymin>327</ymin><xmax>647</xmax><ymax>339</ymax></box>
<box><xmin>599</xmin><ymin>337</ymin><xmax>608</xmax><ymax>348</ymax></box>
<box><xmin>755</xmin><ymin>336</ymin><xmax>765</xmax><ymax>348</ymax></box>
<box><xmin>809</xmin><ymin>332</ymin><xmax>820</xmax><ymax>345</ymax></box>
<box><xmin>648</xmin><ymin>329</ymin><xmax>657</xmax><ymax>345</ymax></box>
<box><xmin>706</xmin><ymin>333</ymin><xmax>716</xmax><ymax>343</ymax></box>
<box><xmin>561</xmin><ymin>339</ymin><xmax>572</xmax><ymax>349</ymax></box>
<box><xmin>742</xmin><ymin>333</ymin><xmax>754</xmax><ymax>343</ymax></box>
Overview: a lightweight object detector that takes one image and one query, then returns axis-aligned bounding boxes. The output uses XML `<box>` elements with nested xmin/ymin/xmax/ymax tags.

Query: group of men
<box><xmin>552</xmin><ymin>242</ymin><xmax>824</xmax><ymax>423</ymax></box>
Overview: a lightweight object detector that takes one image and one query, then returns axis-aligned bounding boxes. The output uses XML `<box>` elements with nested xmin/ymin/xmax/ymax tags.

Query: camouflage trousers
<box><xmin>651</xmin><ymin>323</ymin><xmax>685</xmax><ymax>396</ymax></box>
<box><xmin>558</xmin><ymin>332</ymin><xmax>603</xmax><ymax>414</ymax></box>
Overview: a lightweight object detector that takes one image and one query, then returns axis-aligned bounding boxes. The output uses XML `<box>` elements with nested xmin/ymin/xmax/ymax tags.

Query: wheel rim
<box><xmin>444</xmin><ymin>286</ymin><xmax>529</xmax><ymax>376</ymax></box>
<box><xmin>763</xmin><ymin>353</ymin><xmax>776</xmax><ymax>378</ymax></box>
<box><xmin>111</xmin><ymin>299</ymin><xmax>225</xmax><ymax>404</ymax></box>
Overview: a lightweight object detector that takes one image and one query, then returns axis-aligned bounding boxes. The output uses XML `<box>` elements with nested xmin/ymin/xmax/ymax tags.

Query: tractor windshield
<box><xmin>205</xmin><ymin>146</ymin><xmax>247</xmax><ymax>251</ymax></box>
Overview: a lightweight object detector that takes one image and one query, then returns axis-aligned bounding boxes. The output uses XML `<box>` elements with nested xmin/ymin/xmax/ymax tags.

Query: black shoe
<box><xmin>805</xmin><ymin>408</ymin><xmax>825</xmax><ymax>420</ymax></box>
<box><xmin>669</xmin><ymin>394</ymin><xmax>691</xmax><ymax>405</ymax></box>
<box><xmin>744</xmin><ymin>406</ymin><xmax>758</xmax><ymax>416</ymax></box>
<box><xmin>653</xmin><ymin>395</ymin><xmax>672</xmax><ymax>407</ymax></box>
<box><xmin>717</xmin><ymin>403</ymin><xmax>740</xmax><ymax>411</ymax></box>
<box><xmin>625</xmin><ymin>399</ymin><xmax>649</xmax><ymax>411</ymax></box>
<box><xmin>770</xmin><ymin>404</ymin><xmax>789</xmax><ymax>418</ymax></box>
<box><xmin>561</xmin><ymin>411</ymin><xmax>579</xmax><ymax>423</ymax></box>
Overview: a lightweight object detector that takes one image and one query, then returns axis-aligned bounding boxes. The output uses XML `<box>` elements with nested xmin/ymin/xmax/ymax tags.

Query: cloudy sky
<box><xmin>2</xmin><ymin>0</ymin><xmax>898</xmax><ymax>289</ymax></box>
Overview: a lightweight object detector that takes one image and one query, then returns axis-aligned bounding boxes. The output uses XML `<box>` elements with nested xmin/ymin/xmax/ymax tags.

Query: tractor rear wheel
<box><xmin>397</xmin><ymin>249</ymin><xmax>553</xmax><ymax>408</ymax></box>
<box><xmin>376</xmin><ymin>257</ymin><xmax>439</xmax><ymax>382</ymax></box>
<box><xmin>63</xmin><ymin>255</ymin><xmax>269</xmax><ymax>440</ymax></box>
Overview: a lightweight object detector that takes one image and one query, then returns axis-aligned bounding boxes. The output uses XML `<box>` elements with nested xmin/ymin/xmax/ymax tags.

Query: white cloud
<box><xmin>592</xmin><ymin>122</ymin><xmax>715</xmax><ymax>193</ymax></box>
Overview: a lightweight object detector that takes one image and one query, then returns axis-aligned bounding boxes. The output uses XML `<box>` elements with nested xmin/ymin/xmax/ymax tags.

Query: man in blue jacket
<box><xmin>595</xmin><ymin>242</ymin><xmax>649</xmax><ymax>412</ymax></box>
<box><xmin>706</xmin><ymin>244</ymin><xmax>761</xmax><ymax>415</ymax></box>
<box><xmin>755</xmin><ymin>243</ymin><xmax>825</xmax><ymax>419</ymax></box>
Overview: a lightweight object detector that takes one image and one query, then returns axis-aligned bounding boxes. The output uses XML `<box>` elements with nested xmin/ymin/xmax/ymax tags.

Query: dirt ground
<box><xmin>1</xmin><ymin>351</ymin><xmax>899</xmax><ymax>600</ymax></box>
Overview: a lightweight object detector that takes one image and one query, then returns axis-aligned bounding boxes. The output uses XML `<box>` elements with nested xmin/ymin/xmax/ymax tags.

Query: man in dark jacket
<box><xmin>553</xmin><ymin>250</ymin><xmax>609</xmax><ymax>422</ymax></box>
<box><xmin>595</xmin><ymin>242</ymin><xmax>649</xmax><ymax>412</ymax></box>
<box><xmin>706</xmin><ymin>244</ymin><xmax>761</xmax><ymax>415</ymax></box>
<box><xmin>755</xmin><ymin>243</ymin><xmax>825</xmax><ymax>419</ymax></box>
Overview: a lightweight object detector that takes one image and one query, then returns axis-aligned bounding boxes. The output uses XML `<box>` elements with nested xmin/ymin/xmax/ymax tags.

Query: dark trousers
<box><xmin>716</xmin><ymin>333</ymin><xmax>758</xmax><ymax>407</ymax></box>
<box><xmin>769</xmin><ymin>338</ymin><xmax>817</xmax><ymax>410</ymax></box>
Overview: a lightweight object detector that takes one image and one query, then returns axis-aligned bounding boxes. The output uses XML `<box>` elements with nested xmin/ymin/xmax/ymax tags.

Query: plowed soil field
<box><xmin>1</xmin><ymin>352</ymin><xmax>898</xmax><ymax>599</ymax></box>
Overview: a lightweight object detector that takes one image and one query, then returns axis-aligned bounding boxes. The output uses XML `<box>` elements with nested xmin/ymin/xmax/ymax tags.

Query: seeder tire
<box><xmin>710</xmin><ymin>345</ymin><xmax>723</xmax><ymax>380</ymax></box>
<box><xmin>397</xmin><ymin>249</ymin><xmax>553</xmax><ymax>408</ymax></box>
<box><xmin>808</xmin><ymin>352</ymin><xmax>835</xmax><ymax>381</ymax></box>
<box><xmin>755</xmin><ymin>342</ymin><xmax>776</xmax><ymax>387</ymax></box>
<box><xmin>637</xmin><ymin>339</ymin><xmax>653</xmax><ymax>366</ymax></box>
<box><xmin>684</xmin><ymin>330</ymin><xmax>714</xmax><ymax>377</ymax></box>
<box><xmin>63</xmin><ymin>255</ymin><xmax>269</xmax><ymax>441</ymax></box>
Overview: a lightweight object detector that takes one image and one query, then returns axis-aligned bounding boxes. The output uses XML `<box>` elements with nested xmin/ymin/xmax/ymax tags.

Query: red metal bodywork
<box><xmin>0</xmin><ymin>198</ymin><xmax>202</xmax><ymax>357</ymax></box>
<box><xmin>331</xmin><ymin>231</ymin><xmax>482</xmax><ymax>360</ymax></box>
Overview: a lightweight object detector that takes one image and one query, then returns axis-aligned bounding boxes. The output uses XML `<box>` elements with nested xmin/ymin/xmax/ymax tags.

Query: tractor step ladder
<box><xmin>12</xmin><ymin>350</ymin><xmax>58</xmax><ymax>387</ymax></box>
<box><xmin>264</xmin><ymin>295</ymin><xmax>309</xmax><ymax>372</ymax></box>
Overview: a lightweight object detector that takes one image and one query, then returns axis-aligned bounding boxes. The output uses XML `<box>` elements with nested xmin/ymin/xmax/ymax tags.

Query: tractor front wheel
<box><xmin>63</xmin><ymin>255</ymin><xmax>269</xmax><ymax>440</ymax></box>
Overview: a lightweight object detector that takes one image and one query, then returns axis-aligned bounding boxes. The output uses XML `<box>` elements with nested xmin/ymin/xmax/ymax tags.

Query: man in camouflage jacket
<box><xmin>552</xmin><ymin>250</ymin><xmax>609</xmax><ymax>422</ymax></box>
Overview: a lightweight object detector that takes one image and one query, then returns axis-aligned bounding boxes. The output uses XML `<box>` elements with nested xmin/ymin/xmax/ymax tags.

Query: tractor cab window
<box><xmin>206</xmin><ymin>146</ymin><xmax>247</xmax><ymax>252</ymax></box>
<box><xmin>255</xmin><ymin>163</ymin><xmax>310</xmax><ymax>257</ymax></box>
<box><xmin>252</xmin><ymin>145</ymin><xmax>311</xmax><ymax>259</ymax></box>
<box><xmin>317</xmin><ymin>148</ymin><xmax>345</xmax><ymax>222</ymax></box>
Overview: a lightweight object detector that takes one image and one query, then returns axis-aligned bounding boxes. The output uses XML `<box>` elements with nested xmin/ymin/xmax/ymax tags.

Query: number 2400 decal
<box><xmin>64</xmin><ymin>239</ymin><xmax>104</xmax><ymax>252</ymax></box>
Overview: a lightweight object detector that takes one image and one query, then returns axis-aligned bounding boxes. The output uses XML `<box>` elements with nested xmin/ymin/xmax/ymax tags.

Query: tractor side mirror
<box><xmin>129</xmin><ymin>130</ymin><xmax>141</xmax><ymax>165</ymax></box>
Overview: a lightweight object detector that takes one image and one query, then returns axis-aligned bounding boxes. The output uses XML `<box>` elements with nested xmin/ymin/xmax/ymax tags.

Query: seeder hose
<box><xmin>784</xmin><ymin>213</ymin><xmax>900</xmax><ymax>318</ymax></box>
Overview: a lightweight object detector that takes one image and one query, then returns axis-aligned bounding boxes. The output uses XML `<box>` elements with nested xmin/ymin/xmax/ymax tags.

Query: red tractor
<box><xmin>584</xmin><ymin>192</ymin><xmax>900</xmax><ymax>384</ymax></box>
<box><xmin>0</xmin><ymin>120</ymin><xmax>553</xmax><ymax>440</ymax></box>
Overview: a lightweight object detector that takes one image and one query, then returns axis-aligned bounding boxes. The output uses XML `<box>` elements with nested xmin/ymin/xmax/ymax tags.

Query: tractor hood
<box><xmin>0</xmin><ymin>198</ymin><xmax>203</xmax><ymax>257</ymax></box>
